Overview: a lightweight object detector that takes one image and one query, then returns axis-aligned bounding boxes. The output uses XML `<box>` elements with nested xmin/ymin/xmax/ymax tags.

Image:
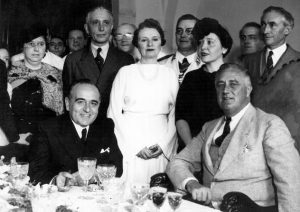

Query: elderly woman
<box><xmin>176</xmin><ymin>18</ymin><xmax>233</xmax><ymax>146</ymax></box>
<box><xmin>108</xmin><ymin>19</ymin><xmax>178</xmax><ymax>184</ymax></box>
<box><xmin>8</xmin><ymin>23</ymin><xmax>63</xmax><ymax>138</ymax></box>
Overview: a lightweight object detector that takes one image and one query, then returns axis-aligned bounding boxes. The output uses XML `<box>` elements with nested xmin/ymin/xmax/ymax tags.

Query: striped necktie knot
<box><xmin>178</xmin><ymin>58</ymin><xmax>190</xmax><ymax>84</ymax></box>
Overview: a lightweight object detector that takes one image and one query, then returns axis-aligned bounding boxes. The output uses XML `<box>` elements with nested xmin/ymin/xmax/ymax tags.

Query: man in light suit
<box><xmin>63</xmin><ymin>5</ymin><xmax>134</xmax><ymax>118</ymax></box>
<box><xmin>166</xmin><ymin>63</ymin><xmax>300</xmax><ymax>211</ymax></box>
<box><xmin>159</xmin><ymin>14</ymin><xmax>203</xmax><ymax>84</ymax></box>
<box><xmin>243</xmin><ymin>6</ymin><xmax>300</xmax><ymax>150</ymax></box>
<box><xmin>28</xmin><ymin>80</ymin><xmax>123</xmax><ymax>185</ymax></box>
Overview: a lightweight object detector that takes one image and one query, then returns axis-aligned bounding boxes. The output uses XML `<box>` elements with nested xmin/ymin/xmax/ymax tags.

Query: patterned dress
<box><xmin>8</xmin><ymin>62</ymin><xmax>63</xmax><ymax>134</ymax></box>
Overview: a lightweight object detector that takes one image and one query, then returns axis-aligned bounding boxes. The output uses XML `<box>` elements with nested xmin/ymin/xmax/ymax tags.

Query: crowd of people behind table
<box><xmin>0</xmin><ymin>3</ymin><xmax>300</xmax><ymax>212</ymax></box>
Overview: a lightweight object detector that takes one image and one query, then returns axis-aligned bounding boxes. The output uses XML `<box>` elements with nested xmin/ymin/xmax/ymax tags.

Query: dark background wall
<box><xmin>0</xmin><ymin>0</ymin><xmax>112</xmax><ymax>54</ymax></box>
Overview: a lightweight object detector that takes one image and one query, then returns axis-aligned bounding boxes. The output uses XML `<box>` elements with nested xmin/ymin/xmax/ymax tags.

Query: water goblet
<box><xmin>151</xmin><ymin>186</ymin><xmax>167</xmax><ymax>212</ymax></box>
<box><xmin>167</xmin><ymin>192</ymin><xmax>183</xmax><ymax>211</ymax></box>
<box><xmin>10</xmin><ymin>162</ymin><xmax>29</xmax><ymax>179</ymax></box>
<box><xmin>77</xmin><ymin>157</ymin><xmax>97</xmax><ymax>191</ymax></box>
<box><xmin>96</xmin><ymin>164</ymin><xmax>117</xmax><ymax>187</ymax></box>
<box><xmin>131</xmin><ymin>183</ymin><xmax>150</xmax><ymax>205</ymax></box>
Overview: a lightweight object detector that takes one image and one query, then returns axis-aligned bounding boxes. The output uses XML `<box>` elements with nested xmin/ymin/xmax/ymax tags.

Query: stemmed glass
<box><xmin>96</xmin><ymin>164</ymin><xmax>117</xmax><ymax>188</ymax></box>
<box><xmin>77</xmin><ymin>157</ymin><xmax>97</xmax><ymax>191</ymax></box>
<box><xmin>131</xmin><ymin>183</ymin><xmax>150</xmax><ymax>205</ymax></box>
<box><xmin>10</xmin><ymin>162</ymin><xmax>29</xmax><ymax>180</ymax></box>
<box><xmin>167</xmin><ymin>192</ymin><xmax>183</xmax><ymax>211</ymax></box>
<box><xmin>151</xmin><ymin>186</ymin><xmax>167</xmax><ymax>212</ymax></box>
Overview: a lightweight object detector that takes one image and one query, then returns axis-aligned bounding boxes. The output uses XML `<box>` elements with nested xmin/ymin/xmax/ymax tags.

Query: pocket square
<box><xmin>100</xmin><ymin>147</ymin><xmax>110</xmax><ymax>154</ymax></box>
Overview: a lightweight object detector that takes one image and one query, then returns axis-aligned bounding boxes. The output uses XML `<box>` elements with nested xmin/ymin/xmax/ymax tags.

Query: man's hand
<box><xmin>56</xmin><ymin>171</ymin><xmax>74</xmax><ymax>187</ymax></box>
<box><xmin>186</xmin><ymin>180</ymin><xmax>212</xmax><ymax>204</ymax></box>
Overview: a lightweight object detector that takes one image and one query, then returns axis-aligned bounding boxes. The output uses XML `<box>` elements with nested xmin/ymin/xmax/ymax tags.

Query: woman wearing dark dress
<box><xmin>8</xmin><ymin>23</ymin><xmax>63</xmax><ymax>139</ymax></box>
<box><xmin>176</xmin><ymin>18</ymin><xmax>233</xmax><ymax>146</ymax></box>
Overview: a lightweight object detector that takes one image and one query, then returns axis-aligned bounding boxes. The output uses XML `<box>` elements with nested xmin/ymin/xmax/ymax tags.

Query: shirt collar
<box><xmin>91</xmin><ymin>42</ymin><xmax>109</xmax><ymax>61</ymax></box>
<box><xmin>175</xmin><ymin>51</ymin><xmax>198</xmax><ymax>64</ymax></box>
<box><xmin>71</xmin><ymin>119</ymin><xmax>89</xmax><ymax>139</ymax></box>
<box><xmin>266</xmin><ymin>43</ymin><xmax>287</xmax><ymax>66</ymax></box>
<box><xmin>228</xmin><ymin>103</ymin><xmax>250</xmax><ymax>131</ymax></box>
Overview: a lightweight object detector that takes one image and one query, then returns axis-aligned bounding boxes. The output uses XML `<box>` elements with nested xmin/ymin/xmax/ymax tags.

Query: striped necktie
<box><xmin>261</xmin><ymin>51</ymin><xmax>273</xmax><ymax>82</ymax></box>
<box><xmin>178</xmin><ymin>58</ymin><xmax>190</xmax><ymax>84</ymax></box>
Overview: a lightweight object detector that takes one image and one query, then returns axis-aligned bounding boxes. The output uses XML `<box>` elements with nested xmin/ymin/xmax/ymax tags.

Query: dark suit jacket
<box><xmin>28</xmin><ymin>114</ymin><xmax>123</xmax><ymax>184</ymax></box>
<box><xmin>0</xmin><ymin>60</ymin><xmax>19</xmax><ymax>142</ymax></box>
<box><xmin>243</xmin><ymin>45</ymin><xmax>300</xmax><ymax>91</ymax></box>
<box><xmin>63</xmin><ymin>45</ymin><xmax>134</xmax><ymax>117</ymax></box>
<box><xmin>244</xmin><ymin>45</ymin><xmax>300</xmax><ymax>150</ymax></box>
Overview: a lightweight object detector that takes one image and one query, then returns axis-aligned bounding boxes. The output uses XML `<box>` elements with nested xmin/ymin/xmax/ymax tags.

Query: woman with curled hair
<box><xmin>8</xmin><ymin>23</ymin><xmax>63</xmax><ymax>140</ymax></box>
<box><xmin>108</xmin><ymin>18</ymin><xmax>178</xmax><ymax>184</ymax></box>
<box><xmin>176</xmin><ymin>18</ymin><xmax>233</xmax><ymax>146</ymax></box>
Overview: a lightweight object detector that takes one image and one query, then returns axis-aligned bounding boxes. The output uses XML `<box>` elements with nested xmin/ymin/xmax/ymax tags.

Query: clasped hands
<box><xmin>136</xmin><ymin>144</ymin><xmax>162</xmax><ymax>160</ymax></box>
<box><xmin>186</xmin><ymin>180</ymin><xmax>212</xmax><ymax>205</ymax></box>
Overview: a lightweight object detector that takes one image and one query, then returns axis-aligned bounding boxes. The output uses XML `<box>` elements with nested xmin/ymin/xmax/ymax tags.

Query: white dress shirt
<box><xmin>91</xmin><ymin>42</ymin><xmax>109</xmax><ymax>62</ymax></box>
<box><xmin>71</xmin><ymin>120</ymin><xmax>89</xmax><ymax>139</ymax></box>
<box><xmin>266</xmin><ymin>43</ymin><xmax>287</xmax><ymax>67</ymax></box>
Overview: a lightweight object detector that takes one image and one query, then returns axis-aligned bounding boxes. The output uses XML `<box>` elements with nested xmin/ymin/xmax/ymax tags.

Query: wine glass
<box><xmin>167</xmin><ymin>192</ymin><xmax>183</xmax><ymax>211</ymax></box>
<box><xmin>10</xmin><ymin>162</ymin><xmax>29</xmax><ymax>179</ymax></box>
<box><xmin>151</xmin><ymin>186</ymin><xmax>167</xmax><ymax>212</ymax></box>
<box><xmin>77</xmin><ymin>157</ymin><xmax>97</xmax><ymax>191</ymax></box>
<box><xmin>131</xmin><ymin>183</ymin><xmax>150</xmax><ymax>205</ymax></box>
<box><xmin>96</xmin><ymin>164</ymin><xmax>117</xmax><ymax>188</ymax></box>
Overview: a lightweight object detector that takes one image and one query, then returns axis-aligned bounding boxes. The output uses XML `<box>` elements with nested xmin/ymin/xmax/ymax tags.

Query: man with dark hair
<box><xmin>167</xmin><ymin>63</ymin><xmax>300</xmax><ymax>212</ymax></box>
<box><xmin>239</xmin><ymin>22</ymin><xmax>264</xmax><ymax>57</ymax></box>
<box><xmin>49</xmin><ymin>35</ymin><xmax>66</xmax><ymax>57</ymax></box>
<box><xmin>159</xmin><ymin>14</ymin><xmax>203</xmax><ymax>84</ymax></box>
<box><xmin>244</xmin><ymin>6</ymin><xmax>300</xmax><ymax>150</ymax></box>
<box><xmin>63</xmin><ymin>6</ymin><xmax>134</xmax><ymax>118</ymax></box>
<box><xmin>66</xmin><ymin>29</ymin><xmax>86</xmax><ymax>53</ymax></box>
<box><xmin>28</xmin><ymin>80</ymin><xmax>123</xmax><ymax>185</ymax></box>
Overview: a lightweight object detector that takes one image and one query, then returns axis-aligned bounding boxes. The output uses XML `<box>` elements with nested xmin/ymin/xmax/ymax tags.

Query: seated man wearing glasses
<box><xmin>159</xmin><ymin>14</ymin><xmax>203</xmax><ymax>84</ymax></box>
<box><xmin>113</xmin><ymin>23</ymin><xmax>141</xmax><ymax>62</ymax></box>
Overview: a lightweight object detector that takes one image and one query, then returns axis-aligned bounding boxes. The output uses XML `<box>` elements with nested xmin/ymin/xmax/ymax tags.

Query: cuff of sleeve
<box><xmin>181</xmin><ymin>177</ymin><xmax>198</xmax><ymax>191</ymax></box>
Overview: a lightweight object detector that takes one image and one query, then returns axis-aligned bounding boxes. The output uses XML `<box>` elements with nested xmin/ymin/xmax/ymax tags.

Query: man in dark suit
<box><xmin>28</xmin><ymin>80</ymin><xmax>123</xmax><ymax>185</ymax></box>
<box><xmin>243</xmin><ymin>6</ymin><xmax>300</xmax><ymax>150</ymax></box>
<box><xmin>0</xmin><ymin>59</ymin><xmax>29</xmax><ymax>161</ymax></box>
<box><xmin>166</xmin><ymin>63</ymin><xmax>300</xmax><ymax>212</ymax></box>
<box><xmin>63</xmin><ymin>6</ymin><xmax>134</xmax><ymax>118</ymax></box>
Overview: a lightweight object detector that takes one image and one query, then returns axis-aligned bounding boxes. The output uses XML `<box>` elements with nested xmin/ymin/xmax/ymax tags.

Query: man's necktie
<box><xmin>178</xmin><ymin>58</ymin><xmax>190</xmax><ymax>84</ymax></box>
<box><xmin>81</xmin><ymin>128</ymin><xmax>87</xmax><ymax>143</ymax></box>
<box><xmin>261</xmin><ymin>51</ymin><xmax>273</xmax><ymax>82</ymax></box>
<box><xmin>215</xmin><ymin>117</ymin><xmax>231</xmax><ymax>147</ymax></box>
<box><xmin>95</xmin><ymin>48</ymin><xmax>104</xmax><ymax>71</ymax></box>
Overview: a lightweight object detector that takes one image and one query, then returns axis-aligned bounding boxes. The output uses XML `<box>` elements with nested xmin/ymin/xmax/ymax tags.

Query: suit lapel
<box><xmin>271</xmin><ymin>45</ymin><xmax>300</xmax><ymax>78</ymax></box>
<box><xmin>216</xmin><ymin>105</ymin><xmax>255</xmax><ymax>174</ymax></box>
<box><xmin>58</xmin><ymin>116</ymin><xmax>85</xmax><ymax>161</ymax></box>
<box><xmin>79</xmin><ymin>47</ymin><xmax>100</xmax><ymax>81</ymax></box>
<box><xmin>259</xmin><ymin>50</ymin><xmax>267</xmax><ymax>76</ymax></box>
<box><xmin>203</xmin><ymin>118</ymin><xmax>223</xmax><ymax>175</ymax></box>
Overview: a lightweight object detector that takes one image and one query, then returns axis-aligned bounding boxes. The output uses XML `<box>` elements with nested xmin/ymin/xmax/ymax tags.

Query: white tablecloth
<box><xmin>30</xmin><ymin>186</ymin><xmax>221</xmax><ymax>212</ymax></box>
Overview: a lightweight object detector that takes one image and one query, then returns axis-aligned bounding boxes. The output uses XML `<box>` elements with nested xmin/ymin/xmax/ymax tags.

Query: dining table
<box><xmin>0</xmin><ymin>184</ymin><xmax>222</xmax><ymax>212</ymax></box>
<box><xmin>29</xmin><ymin>185</ymin><xmax>221</xmax><ymax>212</ymax></box>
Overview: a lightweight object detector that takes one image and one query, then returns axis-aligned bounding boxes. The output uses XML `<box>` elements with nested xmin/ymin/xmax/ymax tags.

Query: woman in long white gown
<box><xmin>108</xmin><ymin>19</ymin><xmax>178</xmax><ymax>184</ymax></box>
